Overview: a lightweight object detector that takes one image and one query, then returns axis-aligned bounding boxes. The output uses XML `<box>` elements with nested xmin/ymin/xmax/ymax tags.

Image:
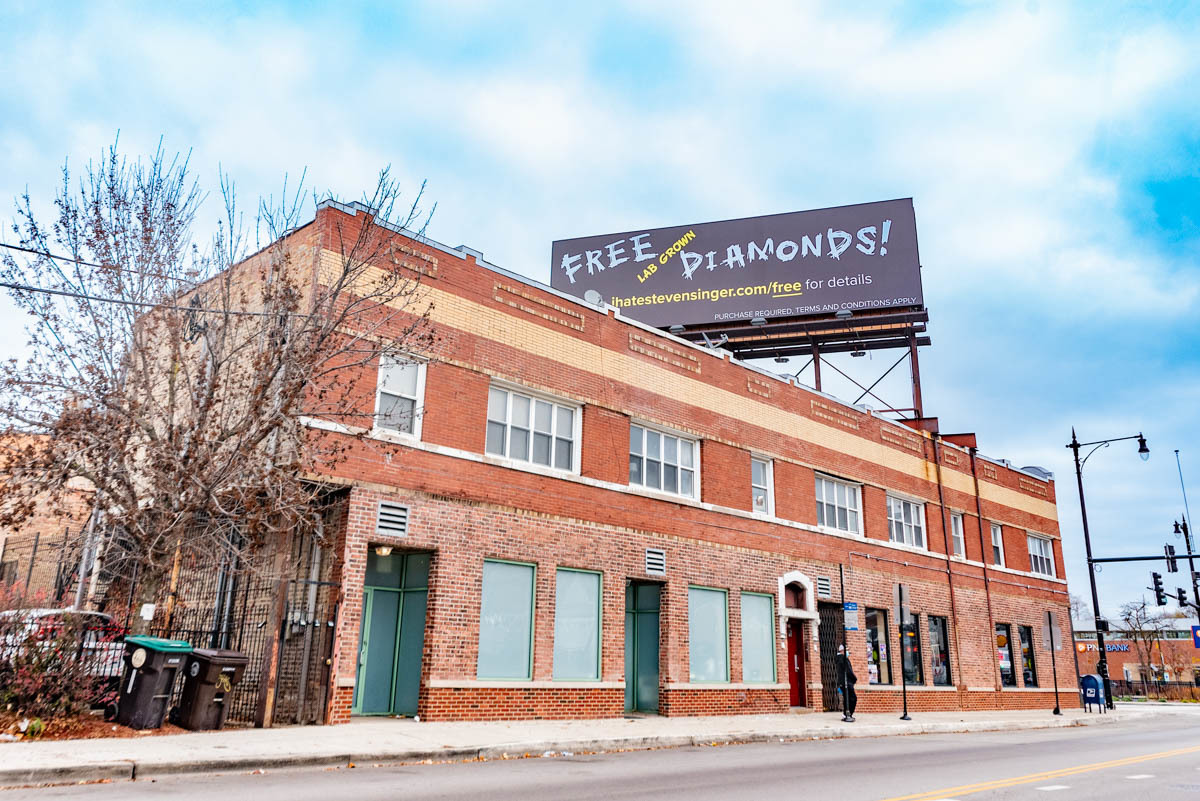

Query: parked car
<box><xmin>0</xmin><ymin>608</ymin><xmax>126</xmax><ymax>681</ymax></box>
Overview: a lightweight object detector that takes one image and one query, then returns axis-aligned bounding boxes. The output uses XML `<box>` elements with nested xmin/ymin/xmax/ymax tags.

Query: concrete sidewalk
<box><xmin>0</xmin><ymin>707</ymin><xmax>1129</xmax><ymax>788</ymax></box>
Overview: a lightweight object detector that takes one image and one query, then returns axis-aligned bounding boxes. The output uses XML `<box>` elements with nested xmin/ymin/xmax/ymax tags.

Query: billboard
<box><xmin>550</xmin><ymin>199</ymin><xmax>922</xmax><ymax>328</ymax></box>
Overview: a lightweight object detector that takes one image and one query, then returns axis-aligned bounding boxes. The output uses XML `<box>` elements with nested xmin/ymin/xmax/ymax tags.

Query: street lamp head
<box><xmin>1137</xmin><ymin>434</ymin><xmax>1150</xmax><ymax>461</ymax></box>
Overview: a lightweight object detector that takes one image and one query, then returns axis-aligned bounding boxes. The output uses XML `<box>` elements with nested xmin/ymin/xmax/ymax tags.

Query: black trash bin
<box><xmin>115</xmin><ymin>635</ymin><xmax>193</xmax><ymax>729</ymax></box>
<box><xmin>177</xmin><ymin>648</ymin><xmax>250</xmax><ymax>730</ymax></box>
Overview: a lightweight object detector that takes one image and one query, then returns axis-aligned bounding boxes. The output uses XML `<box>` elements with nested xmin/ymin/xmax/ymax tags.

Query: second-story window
<box><xmin>887</xmin><ymin>495</ymin><xmax>925</xmax><ymax>548</ymax></box>
<box><xmin>1027</xmin><ymin>533</ymin><xmax>1056</xmax><ymax>577</ymax></box>
<box><xmin>629</xmin><ymin>424</ymin><xmax>696</xmax><ymax>498</ymax></box>
<box><xmin>486</xmin><ymin>385</ymin><xmax>576</xmax><ymax>471</ymax></box>
<box><xmin>991</xmin><ymin>523</ymin><xmax>1006</xmax><ymax>567</ymax></box>
<box><xmin>751</xmin><ymin>457</ymin><xmax>773</xmax><ymax>515</ymax></box>
<box><xmin>815</xmin><ymin>475</ymin><xmax>861</xmax><ymax>534</ymax></box>
<box><xmin>375</xmin><ymin>355</ymin><xmax>425</xmax><ymax>437</ymax></box>
<box><xmin>950</xmin><ymin>512</ymin><xmax>965</xmax><ymax>557</ymax></box>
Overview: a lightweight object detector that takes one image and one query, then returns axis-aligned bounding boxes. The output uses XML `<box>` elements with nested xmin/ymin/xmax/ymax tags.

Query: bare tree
<box><xmin>1117</xmin><ymin>599</ymin><xmax>1171</xmax><ymax>693</ymax></box>
<box><xmin>0</xmin><ymin>140</ymin><xmax>435</xmax><ymax>610</ymax></box>
<box><xmin>1069</xmin><ymin>593</ymin><xmax>1090</xmax><ymax>628</ymax></box>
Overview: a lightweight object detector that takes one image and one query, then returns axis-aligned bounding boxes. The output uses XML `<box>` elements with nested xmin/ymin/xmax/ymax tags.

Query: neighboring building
<box><xmin>0</xmin><ymin>435</ymin><xmax>93</xmax><ymax>604</ymax></box>
<box><xmin>274</xmin><ymin>200</ymin><xmax>1077</xmax><ymax>724</ymax></box>
<box><xmin>1075</xmin><ymin>629</ymin><xmax>1200</xmax><ymax>686</ymax></box>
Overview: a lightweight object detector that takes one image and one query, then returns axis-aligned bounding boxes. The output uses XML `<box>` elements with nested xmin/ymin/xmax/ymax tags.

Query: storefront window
<box><xmin>1018</xmin><ymin>624</ymin><xmax>1038</xmax><ymax>687</ymax></box>
<box><xmin>688</xmin><ymin>586</ymin><xmax>729</xmax><ymax>682</ymax></box>
<box><xmin>928</xmin><ymin>615</ymin><xmax>951</xmax><ymax>686</ymax></box>
<box><xmin>996</xmin><ymin>623</ymin><xmax>1016</xmax><ymax>686</ymax></box>
<box><xmin>901</xmin><ymin>611</ymin><xmax>923</xmax><ymax>684</ymax></box>
<box><xmin>865</xmin><ymin>607</ymin><xmax>891</xmax><ymax>685</ymax></box>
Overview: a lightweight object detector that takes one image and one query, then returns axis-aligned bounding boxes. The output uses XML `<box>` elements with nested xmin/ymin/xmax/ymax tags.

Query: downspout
<box><xmin>931</xmin><ymin>434</ymin><xmax>967</xmax><ymax>698</ymax></box>
<box><xmin>969</xmin><ymin>447</ymin><xmax>1002</xmax><ymax>691</ymax></box>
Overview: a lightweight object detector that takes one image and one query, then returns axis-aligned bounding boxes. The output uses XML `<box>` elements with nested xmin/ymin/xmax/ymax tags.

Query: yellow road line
<box><xmin>876</xmin><ymin>744</ymin><xmax>1200</xmax><ymax>801</ymax></box>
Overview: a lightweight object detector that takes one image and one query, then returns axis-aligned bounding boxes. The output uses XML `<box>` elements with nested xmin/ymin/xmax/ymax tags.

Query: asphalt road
<box><xmin>8</xmin><ymin>710</ymin><xmax>1200</xmax><ymax>800</ymax></box>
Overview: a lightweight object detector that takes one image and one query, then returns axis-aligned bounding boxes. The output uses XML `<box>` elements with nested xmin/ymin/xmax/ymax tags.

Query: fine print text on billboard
<box><xmin>550</xmin><ymin>199</ymin><xmax>923</xmax><ymax>328</ymax></box>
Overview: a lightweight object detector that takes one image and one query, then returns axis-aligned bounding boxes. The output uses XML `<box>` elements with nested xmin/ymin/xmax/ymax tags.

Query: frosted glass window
<box><xmin>553</xmin><ymin>569</ymin><xmax>601</xmax><ymax>680</ymax></box>
<box><xmin>740</xmin><ymin>593</ymin><xmax>775</xmax><ymax>683</ymax></box>
<box><xmin>688</xmin><ymin>587</ymin><xmax>729</xmax><ymax>682</ymax></box>
<box><xmin>477</xmin><ymin>560</ymin><xmax>535</xmax><ymax>679</ymax></box>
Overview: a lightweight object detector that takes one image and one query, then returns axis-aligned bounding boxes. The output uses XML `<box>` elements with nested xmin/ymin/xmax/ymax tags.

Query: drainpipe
<box><xmin>931</xmin><ymin>434</ymin><xmax>966</xmax><ymax>697</ymax></box>
<box><xmin>969</xmin><ymin>447</ymin><xmax>1002</xmax><ymax>691</ymax></box>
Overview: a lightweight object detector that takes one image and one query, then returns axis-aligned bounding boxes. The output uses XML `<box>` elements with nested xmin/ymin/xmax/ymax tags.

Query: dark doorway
<box><xmin>624</xmin><ymin>582</ymin><xmax>660</xmax><ymax>713</ymax></box>
<box><xmin>786</xmin><ymin>619</ymin><xmax>807</xmax><ymax>706</ymax></box>
<box><xmin>817</xmin><ymin>601</ymin><xmax>843</xmax><ymax>712</ymax></box>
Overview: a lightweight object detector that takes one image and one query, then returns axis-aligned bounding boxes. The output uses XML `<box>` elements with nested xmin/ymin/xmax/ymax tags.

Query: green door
<box><xmin>353</xmin><ymin>550</ymin><xmax>429</xmax><ymax>716</ymax></box>
<box><xmin>624</xmin><ymin>582</ymin><xmax>660</xmax><ymax>713</ymax></box>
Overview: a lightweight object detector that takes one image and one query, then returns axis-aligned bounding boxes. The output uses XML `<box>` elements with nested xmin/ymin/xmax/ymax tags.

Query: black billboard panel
<box><xmin>550</xmin><ymin>199</ymin><xmax>922</xmax><ymax>328</ymax></box>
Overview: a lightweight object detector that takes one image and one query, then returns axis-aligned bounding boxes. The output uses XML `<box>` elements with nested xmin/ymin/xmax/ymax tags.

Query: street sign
<box><xmin>843</xmin><ymin>601</ymin><xmax>859</xmax><ymax>631</ymax></box>
<box><xmin>1042</xmin><ymin>611</ymin><xmax>1063</xmax><ymax>651</ymax></box>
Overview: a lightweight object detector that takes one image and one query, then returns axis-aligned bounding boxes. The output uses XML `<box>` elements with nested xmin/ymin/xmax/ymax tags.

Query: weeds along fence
<box><xmin>0</xmin><ymin>612</ymin><xmax>126</xmax><ymax>716</ymax></box>
<box><xmin>1109</xmin><ymin>678</ymin><xmax>1200</xmax><ymax>702</ymax></box>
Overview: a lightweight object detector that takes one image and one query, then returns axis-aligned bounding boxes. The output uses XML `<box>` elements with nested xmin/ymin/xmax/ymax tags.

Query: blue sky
<box><xmin>2</xmin><ymin>0</ymin><xmax>1199</xmax><ymax>621</ymax></box>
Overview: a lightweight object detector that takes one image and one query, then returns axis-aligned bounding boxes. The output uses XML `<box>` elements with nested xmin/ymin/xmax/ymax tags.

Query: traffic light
<box><xmin>1177</xmin><ymin>587</ymin><xmax>1189</xmax><ymax>607</ymax></box>
<box><xmin>1152</xmin><ymin>571</ymin><xmax>1166</xmax><ymax>605</ymax></box>
<box><xmin>1165</xmin><ymin>544</ymin><xmax>1178</xmax><ymax>573</ymax></box>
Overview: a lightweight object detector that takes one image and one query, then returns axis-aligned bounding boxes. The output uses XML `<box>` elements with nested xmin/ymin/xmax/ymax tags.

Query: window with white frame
<box><xmin>991</xmin><ymin>523</ymin><xmax>1006</xmax><ymax>567</ymax></box>
<box><xmin>486</xmin><ymin>385</ymin><xmax>577</xmax><ymax>471</ymax></box>
<box><xmin>751</xmin><ymin>457</ymin><xmax>773</xmax><ymax>515</ymax></box>
<box><xmin>375</xmin><ymin>355</ymin><xmax>425</xmax><ymax>436</ymax></box>
<box><xmin>1027</xmin><ymin>533</ymin><xmax>1055</xmax><ymax>577</ymax></box>
<box><xmin>815</xmin><ymin>475</ymin><xmax>861</xmax><ymax>534</ymax></box>
<box><xmin>950</xmin><ymin>512</ymin><xmax>965</xmax><ymax>557</ymax></box>
<box><xmin>887</xmin><ymin>495</ymin><xmax>925</xmax><ymax>548</ymax></box>
<box><xmin>629</xmin><ymin>424</ymin><xmax>697</xmax><ymax>498</ymax></box>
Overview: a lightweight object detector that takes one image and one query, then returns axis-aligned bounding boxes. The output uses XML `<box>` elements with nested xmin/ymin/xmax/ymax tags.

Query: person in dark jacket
<box><xmin>835</xmin><ymin>643</ymin><xmax>857</xmax><ymax>721</ymax></box>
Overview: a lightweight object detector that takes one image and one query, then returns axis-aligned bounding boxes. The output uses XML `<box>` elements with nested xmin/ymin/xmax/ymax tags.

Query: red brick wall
<box><xmin>294</xmin><ymin>205</ymin><xmax>1073</xmax><ymax>723</ymax></box>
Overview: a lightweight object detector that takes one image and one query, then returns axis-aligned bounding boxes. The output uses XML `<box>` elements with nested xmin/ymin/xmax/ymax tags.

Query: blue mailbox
<box><xmin>1080</xmin><ymin>674</ymin><xmax>1105</xmax><ymax>713</ymax></box>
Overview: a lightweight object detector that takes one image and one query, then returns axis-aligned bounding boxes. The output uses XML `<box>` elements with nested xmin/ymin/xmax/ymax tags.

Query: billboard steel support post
<box><xmin>909</xmin><ymin>333</ymin><xmax>923</xmax><ymax>418</ymax></box>
<box><xmin>812</xmin><ymin>342</ymin><xmax>822</xmax><ymax>393</ymax></box>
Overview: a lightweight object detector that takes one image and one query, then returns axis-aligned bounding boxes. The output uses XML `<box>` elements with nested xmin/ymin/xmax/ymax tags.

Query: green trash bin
<box><xmin>116</xmin><ymin>635</ymin><xmax>193</xmax><ymax>729</ymax></box>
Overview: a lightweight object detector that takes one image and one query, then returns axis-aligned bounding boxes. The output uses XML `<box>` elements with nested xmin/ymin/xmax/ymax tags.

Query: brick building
<box><xmin>1075</xmin><ymin>629</ymin><xmax>1200</xmax><ymax>685</ymax></box>
<box><xmin>274</xmin><ymin>201</ymin><xmax>1077</xmax><ymax>723</ymax></box>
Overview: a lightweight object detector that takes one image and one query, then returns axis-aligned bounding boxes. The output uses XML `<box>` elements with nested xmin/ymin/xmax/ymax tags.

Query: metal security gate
<box><xmin>271</xmin><ymin>578</ymin><xmax>339</xmax><ymax>725</ymax></box>
<box><xmin>817</xmin><ymin>601</ymin><xmax>843</xmax><ymax>712</ymax></box>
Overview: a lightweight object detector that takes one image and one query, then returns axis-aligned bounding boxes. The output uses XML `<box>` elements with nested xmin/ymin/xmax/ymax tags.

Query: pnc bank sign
<box><xmin>1076</xmin><ymin>642</ymin><xmax>1130</xmax><ymax>653</ymax></box>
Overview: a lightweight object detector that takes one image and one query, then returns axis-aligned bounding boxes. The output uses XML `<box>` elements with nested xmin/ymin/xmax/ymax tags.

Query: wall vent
<box><xmin>376</xmin><ymin>502</ymin><xmax>409</xmax><ymax>538</ymax></box>
<box><xmin>644</xmin><ymin>548</ymin><xmax>666</xmax><ymax>576</ymax></box>
<box><xmin>816</xmin><ymin>576</ymin><xmax>832</xmax><ymax>598</ymax></box>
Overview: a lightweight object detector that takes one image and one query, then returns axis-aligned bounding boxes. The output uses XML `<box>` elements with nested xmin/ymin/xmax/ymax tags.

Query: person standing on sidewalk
<box><xmin>835</xmin><ymin>644</ymin><xmax>857</xmax><ymax>722</ymax></box>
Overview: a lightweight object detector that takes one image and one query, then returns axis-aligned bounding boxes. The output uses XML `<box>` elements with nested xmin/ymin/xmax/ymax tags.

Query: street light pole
<box><xmin>1068</xmin><ymin>428</ymin><xmax>1148</xmax><ymax>710</ymax></box>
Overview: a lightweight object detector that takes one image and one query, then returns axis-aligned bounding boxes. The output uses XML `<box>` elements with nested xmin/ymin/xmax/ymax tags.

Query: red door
<box><xmin>786</xmin><ymin>620</ymin><xmax>806</xmax><ymax>706</ymax></box>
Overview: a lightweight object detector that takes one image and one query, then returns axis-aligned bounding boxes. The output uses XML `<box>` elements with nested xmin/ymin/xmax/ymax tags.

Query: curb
<box><xmin>0</xmin><ymin>713</ymin><xmax>1120</xmax><ymax>788</ymax></box>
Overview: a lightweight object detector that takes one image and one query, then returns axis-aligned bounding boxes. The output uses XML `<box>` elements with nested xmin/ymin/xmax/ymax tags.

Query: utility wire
<box><xmin>0</xmin><ymin>278</ymin><xmax>303</xmax><ymax>318</ymax></box>
<box><xmin>0</xmin><ymin>242</ymin><xmax>202</xmax><ymax>285</ymax></box>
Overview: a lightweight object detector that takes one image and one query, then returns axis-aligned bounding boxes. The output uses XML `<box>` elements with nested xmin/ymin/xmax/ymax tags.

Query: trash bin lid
<box><xmin>191</xmin><ymin>647</ymin><xmax>250</xmax><ymax>664</ymax></box>
<box><xmin>125</xmin><ymin>635</ymin><xmax>194</xmax><ymax>653</ymax></box>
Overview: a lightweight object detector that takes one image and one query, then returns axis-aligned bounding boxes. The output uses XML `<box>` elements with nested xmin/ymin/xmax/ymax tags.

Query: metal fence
<box><xmin>1110</xmin><ymin>678</ymin><xmax>1200</xmax><ymax>702</ymax></box>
